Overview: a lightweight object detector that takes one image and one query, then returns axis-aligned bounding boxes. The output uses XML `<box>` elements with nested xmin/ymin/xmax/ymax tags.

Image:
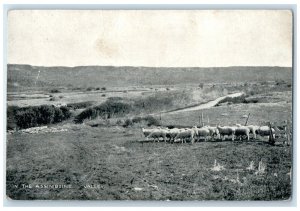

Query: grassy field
<box><xmin>6</xmin><ymin>125</ymin><xmax>292</xmax><ymax>200</ymax></box>
<box><xmin>160</xmin><ymin>98</ymin><xmax>292</xmax><ymax>127</ymax></box>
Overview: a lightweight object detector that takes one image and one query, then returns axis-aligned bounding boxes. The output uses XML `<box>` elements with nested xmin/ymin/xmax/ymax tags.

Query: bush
<box><xmin>7</xmin><ymin>106</ymin><xmax>20</xmax><ymax>130</ymax></box>
<box><xmin>132</xmin><ymin>116</ymin><xmax>142</xmax><ymax>123</ymax></box>
<box><xmin>244</xmin><ymin>98</ymin><xmax>259</xmax><ymax>104</ymax></box>
<box><xmin>123</xmin><ymin>115</ymin><xmax>160</xmax><ymax>127</ymax></box>
<box><xmin>108</xmin><ymin>97</ymin><xmax>123</xmax><ymax>101</ymax></box>
<box><xmin>67</xmin><ymin>101</ymin><xmax>94</xmax><ymax>110</ymax></box>
<box><xmin>143</xmin><ymin>115</ymin><xmax>160</xmax><ymax>126</ymax></box>
<box><xmin>60</xmin><ymin>106</ymin><xmax>72</xmax><ymax>119</ymax></box>
<box><xmin>50</xmin><ymin>89</ymin><xmax>60</xmax><ymax>93</ymax></box>
<box><xmin>53</xmin><ymin>108</ymin><xmax>64</xmax><ymax>122</ymax></box>
<box><xmin>49</xmin><ymin>97</ymin><xmax>56</xmax><ymax>101</ymax></box>
<box><xmin>74</xmin><ymin>100</ymin><xmax>131</xmax><ymax>123</ymax></box>
<box><xmin>133</xmin><ymin>90</ymin><xmax>191</xmax><ymax>113</ymax></box>
<box><xmin>95</xmin><ymin>87</ymin><xmax>100</xmax><ymax>90</ymax></box>
<box><xmin>123</xmin><ymin>119</ymin><xmax>133</xmax><ymax>127</ymax></box>
<box><xmin>15</xmin><ymin>109</ymin><xmax>37</xmax><ymax>129</ymax></box>
<box><xmin>86</xmin><ymin>87</ymin><xmax>94</xmax><ymax>91</ymax></box>
<box><xmin>249</xmin><ymin>90</ymin><xmax>255</xmax><ymax>96</ymax></box>
<box><xmin>116</xmin><ymin>119</ymin><xmax>124</xmax><ymax>125</ymax></box>
<box><xmin>37</xmin><ymin>105</ymin><xmax>56</xmax><ymax>124</ymax></box>
<box><xmin>74</xmin><ymin>107</ymin><xmax>98</xmax><ymax>123</ymax></box>
<box><xmin>9</xmin><ymin>105</ymin><xmax>72</xmax><ymax>129</ymax></box>
<box><xmin>101</xmin><ymin>87</ymin><xmax>106</xmax><ymax>91</ymax></box>
<box><xmin>101</xmin><ymin>94</ymin><xmax>106</xmax><ymax>97</ymax></box>
<box><xmin>260</xmin><ymin>81</ymin><xmax>268</xmax><ymax>85</ymax></box>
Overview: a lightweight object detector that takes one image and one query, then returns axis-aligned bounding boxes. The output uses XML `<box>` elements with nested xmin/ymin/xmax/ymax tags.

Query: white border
<box><xmin>1</xmin><ymin>1</ymin><xmax>298</xmax><ymax>209</ymax></box>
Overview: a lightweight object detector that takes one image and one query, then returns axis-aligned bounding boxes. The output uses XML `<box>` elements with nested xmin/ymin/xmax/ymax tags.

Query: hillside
<box><xmin>7</xmin><ymin>64</ymin><xmax>292</xmax><ymax>92</ymax></box>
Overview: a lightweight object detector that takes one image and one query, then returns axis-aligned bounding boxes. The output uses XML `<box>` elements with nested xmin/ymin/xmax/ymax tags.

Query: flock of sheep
<box><xmin>142</xmin><ymin>124</ymin><xmax>276</xmax><ymax>143</ymax></box>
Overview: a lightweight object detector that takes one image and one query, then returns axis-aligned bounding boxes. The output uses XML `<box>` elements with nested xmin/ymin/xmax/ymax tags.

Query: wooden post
<box><xmin>244</xmin><ymin>113</ymin><xmax>250</xmax><ymax>126</ymax></box>
<box><xmin>208</xmin><ymin>116</ymin><xmax>210</xmax><ymax>125</ymax></box>
<box><xmin>201</xmin><ymin>112</ymin><xmax>204</xmax><ymax>127</ymax></box>
<box><xmin>268</xmin><ymin>122</ymin><xmax>275</xmax><ymax>145</ymax></box>
<box><xmin>199</xmin><ymin>115</ymin><xmax>201</xmax><ymax>127</ymax></box>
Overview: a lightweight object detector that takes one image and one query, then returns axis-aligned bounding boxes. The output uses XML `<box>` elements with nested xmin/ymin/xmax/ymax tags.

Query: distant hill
<box><xmin>7</xmin><ymin>64</ymin><xmax>292</xmax><ymax>91</ymax></box>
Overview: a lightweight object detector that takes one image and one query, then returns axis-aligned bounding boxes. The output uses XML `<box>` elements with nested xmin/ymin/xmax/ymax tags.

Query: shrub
<box><xmin>74</xmin><ymin>100</ymin><xmax>131</xmax><ymax>123</ymax></box>
<box><xmin>67</xmin><ymin>101</ymin><xmax>94</xmax><ymax>110</ymax></box>
<box><xmin>116</xmin><ymin>119</ymin><xmax>124</xmax><ymax>125</ymax></box>
<box><xmin>15</xmin><ymin>108</ymin><xmax>37</xmax><ymax>129</ymax></box>
<box><xmin>74</xmin><ymin>107</ymin><xmax>98</xmax><ymax>124</ymax></box>
<box><xmin>125</xmin><ymin>115</ymin><xmax>160</xmax><ymax>127</ymax></box>
<box><xmin>260</xmin><ymin>81</ymin><xmax>268</xmax><ymax>85</ymax></box>
<box><xmin>86</xmin><ymin>87</ymin><xmax>94</xmax><ymax>91</ymax></box>
<box><xmin>50</xmin><ymin>89</ymin><xmax>60</xmax><ymax>93</ymax></box>
<box><xmin>95</xmin><ymin>87</ymin><xmax>100</xmax><ymax>90</ymax></box>
<box><xmin>36</xmin><ymin>105</ymin><xmax>56</xmax><ymax>124</ymax></box>
<box><xmin>199</xmin><ymin>83</ymin><xmax>204</xmax><ymax>89</ymax></box>
<box><xmin>101</xmin><ymin>87</ymin><xmax>106</xmax><ymax>91</ymax></box>
<box><xmin>49</xmin><ymin>97</ymin><xmax>56</xmax><ymax>101</ymax></box>
<box><xmin>60</xmin><ymin>106</ymin><xmax>72</xmax><ymax>119</ymax></box>
<box><xmin>249</xmin><ymin>90</ymin><xmax>255</xmax><ymax>96</ymax></box>
<box><xmin>143</xmin><ymin>115</ymin><xmax>160</xmax><ymax>126</ymax></box>
<box><xmin>123</xmin><ymin>119</ymin><xmax>133</xmax><ymax>127</ymax></box>
<box><xmin>9</xmin><ymin>105</ymin><xmax>71</xmax><ymax>129</ymax></box>
<box><xmin>101</xmin><ymin>94</ymin><xmax>106</xmax><ymax>97</ymax></box>
<box><xmin>7</xmin><ymin>106</ymin><xmax>19</xmax><ymax>130</ymax></box>
<box><xmin>108</xmin><ymin>97</ymin><xmax>123</xmax><ymax>101</ymax></box>
<box><xmin>132</xmin><ymin>116</ymin><xmax>142</xmax><ymax>123</ymax></box>
<box><xmin>53</xmin><ymin>108</ymin><xmax>64</xmax><ymax>122</ymax></box>
<box><xmin>244</xmin><ymin>98</ymin><xmax>259</xmax><ymax>104</ymax></box>
<box><xmin>94</xmin><ymin>101</ymin><xmax>131</xmax><ymax>118</ymax></box>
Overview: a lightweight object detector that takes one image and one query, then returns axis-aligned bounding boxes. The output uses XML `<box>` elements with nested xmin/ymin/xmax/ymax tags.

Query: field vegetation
<box><xmin>6</xmin><ymin>126</ymin><xmax>291</xmax><ymax>200</ymax></box>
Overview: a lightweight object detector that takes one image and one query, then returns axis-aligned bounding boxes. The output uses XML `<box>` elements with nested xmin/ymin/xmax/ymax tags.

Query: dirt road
<box><xmin>165</xmin><ymin>92</ymin><xmax>244</xmax><ymax>114</ymax></box>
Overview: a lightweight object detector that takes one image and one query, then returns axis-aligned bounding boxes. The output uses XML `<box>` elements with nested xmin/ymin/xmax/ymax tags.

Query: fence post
<box><xmin>244</xmin><ymin>113</ymin><xmax>250</xmax><ymax>126</ymax></box>
<box><xmin>201</xmin><ymin>112</ymin><xmax>204</xmax><ymax>127</ymax></box>
<box><xmin>268</xmin><ymin>122</ymin><xmax>275</xmax><ymax>145</ymax></box>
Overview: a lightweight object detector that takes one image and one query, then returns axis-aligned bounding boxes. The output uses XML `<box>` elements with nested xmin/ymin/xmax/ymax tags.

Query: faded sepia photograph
<box><xmin>6</xmin><ymin>10</ymin><xmax>293</xmax><ymax>200</ymax></box>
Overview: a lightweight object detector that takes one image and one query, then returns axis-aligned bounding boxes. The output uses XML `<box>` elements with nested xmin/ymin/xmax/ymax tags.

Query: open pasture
<box><xmin>6</xmin><ymin>65</ymin><xmax>293</xmax><ymax>201</ymax></box>
<box><xmin>6</xmin><ymin>125</ymin><xmax>292</xmax><ymax>200</ymax></box>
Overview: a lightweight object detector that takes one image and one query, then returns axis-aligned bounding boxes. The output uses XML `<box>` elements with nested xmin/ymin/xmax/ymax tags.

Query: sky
<box><xmin>7</xmin><ymin>10</ymin><xmax>292</xmax><ymax>67</ymax></box>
